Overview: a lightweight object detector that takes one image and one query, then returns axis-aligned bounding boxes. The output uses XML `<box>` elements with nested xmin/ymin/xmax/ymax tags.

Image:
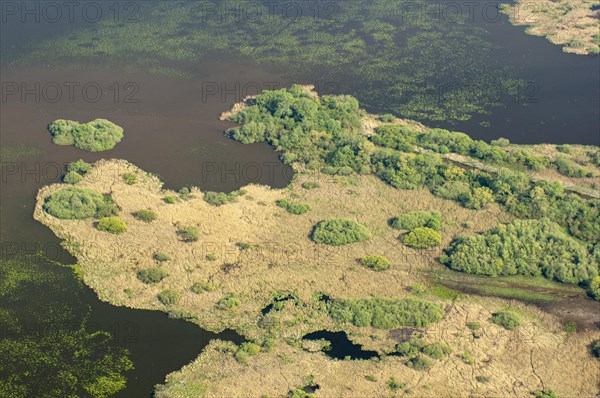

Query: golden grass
<box><xmin>34</xmin><ymin>159</ymin><xmax>600</xmax><ymax>397</ymax></box>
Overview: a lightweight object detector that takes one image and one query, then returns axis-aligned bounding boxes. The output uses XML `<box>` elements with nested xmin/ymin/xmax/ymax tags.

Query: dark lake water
<box><xmin>1</xmin><ymin>0</ymin><xmax>599</xmax><ymax>396</ymax></box>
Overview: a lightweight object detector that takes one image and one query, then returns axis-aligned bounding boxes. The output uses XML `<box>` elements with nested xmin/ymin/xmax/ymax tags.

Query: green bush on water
<box><xmin>48</xmin><ymin>119</ymin><xmax>123</xmax><ymax>152</ymax></box>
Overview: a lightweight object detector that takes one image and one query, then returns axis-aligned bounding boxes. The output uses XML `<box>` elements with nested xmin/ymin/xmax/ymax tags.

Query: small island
<box><xmin>48</xmin><ymin>118</ymin><xmax>124</xmax><ymax>152</ymax></box>
<box><xmin>35</xmin><ymin>86</ymin><xmax>600</xmax><ymax>397</ymax></box>
<box><xmin>501</xmin><ymin>0</ymin><xmax>600</xmax><ymax>55</ymax></box>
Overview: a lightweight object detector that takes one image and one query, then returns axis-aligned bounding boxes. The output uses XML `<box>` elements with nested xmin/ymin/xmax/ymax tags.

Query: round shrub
<box><xmin>311</xmin><ymin>219</ymin><xmax>371</xmax><ymax>246</ymax></box>
<box><xmin>154</xmin><ymin>252</ymin><xmax>170</xmax><ymax>262</ymax></box>
<box><xmin>132</xmin><ymin>209</ymin><xmax>157</xmax><ymax>223</ymax></box>
<box><xmin>158</xmin><ymin>289</ymin><xmax>180</xmax><ymax>305</ymax></box>
<box><xmin>216</xmin><ymin>293</ymin><xmax>240</xmax><ymax>310</ymax></box>
<box><xmin>379</xmin><ymin>113</ymin><xmax>396</xmax><ymax>123</ymax></box>
<box><xmin>178</xmin><ymin>226</ymin><xmax>199</xmax><ymax>242</ymax></box>
<box><xmin>122</xmin><ymin>172</ymin><xmax>137</xmax><ymax>185</ymax></box>
<box><xmin>164</xmin><ymin>196</ymin><xmax>178</xmax><ymax>204</ymax></box>
<box><xmin>403</xmin><ymin>227</ymin><xmax>441</xmax><ymax>249</ymax></box>
<box><xmin>406</xmin><ymin>356</ymin><xmax>432</xmax><ymax>371</ymax></box>
<box><xmin>43</xmin><ymin>187</ymin><xmax>115</xmax><ymax>220</ymax></box>
<box><xmin>67</xmin><ymin>159</ymin><xmax>92</xmax><ymax>174</ymax></box>
<box><xmin>490</xmin><ymin>310</ymin><xmax>520</xmax><ymax>330</ymax></box>
<box><xmin>137</xmin><ymin>267</ymin><xmax>167</xmax><ymax>284</ymax></box>
<box><xmin>49</xmin><ymin>119</ymin><xmax>123</xmax><ymax>152</ymax></box>
<box><xmin>391</xmin><ymin>211</ymin><xmax>441</xmax><ymax>231</ymax></box>
<box><xmin>96</xmin><ymin>217</ymin><xmax>127</xmax><ymax>234</ymax></box>
<box><xmin>276</xmin><ymin>199</ymin><xmax>310</xmax><ymax>215</ymax></box>
<box><xmin>422</xmin><ymin>342</ymin><xmax>452</xmax><ymax>359</ymax></box>
<box><xmin>359</xmin><ymin>255</ymin><xmax>390</xmax><ymax>271</ymax></box>
<box><xmin>191</xmin><ymin>282</ymin><xmax>215</xmax><ymax>294</ymax></box>
<box><xmin>63</xmin><ymin>171</ymin><xmax>83</xmax><ymax>184</ymax></box>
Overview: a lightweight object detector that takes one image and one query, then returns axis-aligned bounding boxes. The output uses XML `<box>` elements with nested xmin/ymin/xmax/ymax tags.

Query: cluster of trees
<box><xmin>63</xmin><ymin>159</ymin><xmax>92</xmax><ymax>184</ymax></box>
<box><xmin>311</xmin><ymin>219</ymin><xmax>371</xmax><ymax>246</ymax></box>
<box><xmin>203</xmin><ymin>189</ymin><xmax>247</xmax><ymax>206</ymax></box>
<box><xmin>43</xmin><ymin>187</ymin><xmax>118</xmax><ymax>220</ymax></box>
<box><xmin>442</xmin><ymin>219</ymin><xmax>599</xmax><ymax>284</ymax></box>
<box><xmin>276</xmin><ymin>199</ymin><xmax>311</xmax><ymax>215</ymax></box>
<box><xmin>328</xmin><ymin>297</ymin><xmax>443</xmax><ymax>329</ymax></box>
<box><xmin>554</xmin><ymin>157</ymin><xmax>593</xmax><ymax>178</ymax></box>
<box><xmin>48</xmin><ymin>119</ymin><xmax>123</xmax><ymax>152</ymax></box>
<box><xmin>228</xmin><ymin>85</ymin><xmax>369</xmax><ymax>175</ymax></box>
<box><xmin>372</xmin><ymin>125</ymin><xmax>548</xmax><ymax>171</ymax></box>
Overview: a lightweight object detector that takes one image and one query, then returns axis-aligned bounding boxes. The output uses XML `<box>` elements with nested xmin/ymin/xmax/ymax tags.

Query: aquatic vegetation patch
<box><xmin>48</xmin><ymin>119</ymin><xmax>123</xmax><ymax>152</ymax></box>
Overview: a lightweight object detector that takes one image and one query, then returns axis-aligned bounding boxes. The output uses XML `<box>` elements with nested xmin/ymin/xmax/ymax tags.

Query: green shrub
<box><xmin>158</xmin><ymin>289</ymin><xmax>180</xmax><ymax>305</ymax></box>
<box><xmin>358</xmin><ymin>255</ymin><xmax>390</xmax><ymax>271</ymax></box>
<box><xmin>302</xmin><ymin>182</ymin><xmax>320</xmax><ymax>190</ymax></box>
<box><xmin>203</xmin><ymin>189</ymin><xmax>247</xmax><ymax>206</ymax></box>
<box><xmin>379</xmin><ymin>114</ymin><xmax>396</xmax><ymax>123</ymax></box>
<box><xmin>490</xmin><ymin>137</ymin><xmax>510</xmax><ymax>147</ymax></box>
<box><xmin>563</xmin><ymin>321</ymin><xmax>576</xmax><ymax>334</ymax></box>
<box><xmin>406</xmin><ymin>355</ymin><xmax>432</xmax><ymax>371</ymax></box>
<box><xmin>329</xmin><ymin>297</ymin><xmax>443</xmax><ymax>329</ymax></box>
<box><xmin>206</xmin><ymin>254</ymin><xmax>217</xmax><ymax>261</ymax></box>
<box><xmin>422</xmin><ymin>342</ymin><xmax>451</xmax><ymax>359</ymax></box>
<box><xmin>465</xmin><ymin>187</ymin><xmax>495</xmax><ymax>210</ymax></box>
<box><xmin>178</xmin><ymin>226</ymin><xmax>199</xmax><ymax>242</ymax></box>
<box><xmin>277</xmin><ymin>199</ymin><xmax>310</xmax><ymax>215</ymax></box>
<box><xmin>391</xmin><ymin>211</ymin><xmax>441</xmax><ymax>231</ymax></box>
<box><xmin>555</xmin><ymin>157</ymin><xmax>590</xmax><ymax>178</ymax></box>
<box><xmin>191</xmin><ymin>282</ymin><xmax>215</xmax><ymax>294</ymax></box>
<box><xmin>137</xmin><ymin>268</ymin><xmax>167</xmax><ymax>284</ymax></box>
<box><xmin>475</xmin><ymin>376</ymin><xmax>490</xmax><ymax>383</ymax></box>
<box><xmin>96</xmin><ymin>217</ymin><xmax>127</xmax><ymax>234</ymax></box>
<box><xmin>396</xmin><ymin>338</ymin><xmax>425</xmax><ymax>358</ymax></box>
<box><xmin>556</xmin><ymin>144</ymin><xmax>574</xmax><ymax>154</ymax></box>
<box><xmin>467</xmin><ymin>322</ymin><xmax>481</xmax><ymax>330</ymax></box>
<box><xmin>403</xmin><ymin>227</ymin><xmax>441</xmax><ymax>249</ymax></box>
<box><xmin>311</xmin><ymin>219</ymin><xmax>371</xmax><ymax>246</ymax></box>
<box><xmin>490</xmin><ymin>311</ymin><xmax>520</xmax><ymax>330</ymax></box>
<box><xmin>533</xmin><ymin>389</ymin><xmax>558</xmax><ymax>398</ymax></box>
<box><xmin>122</xmin><ymin>172</ymin><xmax>137</xmax><ymax>185</ymax></box>
<box><xmin>589</xmin><ymin>276</ymin><xmax>600</xmax><ymax>300</ymax></box>
<box><xmin>43</xmin><ymin>188</ymin><xmax>117</xmax><ymax>220</ymax></box>
<box><xmin>132</xmin><ymin>209</ymin><xmax>156</xmax><ymax>223</ymax></box>
<box><xmin>164</xmin><ymin>196</ymin><xmax>178</xmax><ymax>204</ymax></box>
<box><xmin>67</xmin><ymin>159</ymin><xmax>92</xmax><ymax>174</ymax></box>
<box><xmin>591</xmin><ymin>340</ymin><xmax>600</xmax><ymax>358</ymax></box>
<box><xmin>63</xmin><ymin>171</ymin><xmax>83</xmax><ymax>184</ymax></box>
<box><xmin>48</xmin><ymin>119</ymin><xmax>123</xmax><ymax>152</ymax></box>
<box><xmin>216</xmin><ymin>294</ymin><xmax>240</xmax><ymax>310</ymax></box>
<box><xmin>387</xmin><ymin>377</ymin><xmax>404</xmax><ymax>391</ymax></box>
<box><xmin>154</xmin><ymin>252</ymin><xmax>170</xmax><ymax>262</ymax></box>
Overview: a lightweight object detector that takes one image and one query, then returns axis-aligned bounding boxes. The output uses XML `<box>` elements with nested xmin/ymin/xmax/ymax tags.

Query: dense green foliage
<box><xmin>554</xmin><ymin>157</ymin><xmax>592</xmax><ymax>178</ymax></box>
<box><xmin>532</xmin><ymin>389</ymin><xmax>559</xmax><ymax>398</ymax></box>
<box><xmin>137</xmin><ymin>267</ymin><xmax>167</xmax><ymax>284</ymax></box>
<box><xmin>391</xmin><ymin>211</ymin><xmax>441</xmax><ymax>231</ymax></box>
<box><xmin>234</xmin><ymin>342</ymin><xmax>262</xmax><ymax>364</ymax></box>
<box><xmin>0</xmin><ymin>255</ymin><xmax>132</xmax><ymax>398</ymax></box>
<box><xmin>177</xmin><ymin>226</ymin><xmax>199</xmax><ymax>242</ymax></box>
<box><xmin>122</xmin><ymin>172</ymin><xmax>138</xmax><ymax>185</ymax></box>
<box><xmin>443</xmin><ymin>219</ymin><xmax>599</xmax><ymax>284</ymax></box>
<box><xmin>132</xmin><ymin>209</ymin><xmax>157</xmax><ymax>222</ymax></box>
<box><xmin>311</xmin><ymin>219</ymin><xmax>371</xmax><ymax>246</ymax></box>
<box><xmin>154</xmin><ymin>252</ymin><xmax>170</xmax><ymax>262</ymax></box>
<box><xmin>588</xmin><ymin>276</ymin><xmax>600</xmax><ymax>300</ymax></box>
<box><xmin>276</xmin><ymin>199</ymin><xmax>311</xmax><ymax>215</ymax></box>
<box><xmin>158</xmin><ymin>289</ymin><xmax>180</xmax><ymax>306</ymax></box>
<box><xmin>43</xmin><ymin>188</ymin><xmax>117</xmax><ymax>220</ymax></box>
<box><xmin>328</xmin><ymin>297</ymin><xmax>443</xmax><ymax>329</ymax></box>
<box><xmin>67</xmin><ymin>159</ymin><xmax>92</xmax><ymax>174</ymax></box>
<box><xmin>358</xmin><ymin>255</ymin><xmax>390</xmax><ymax>271</ymax></box>
<box><xmin>203</xmin><ymin>190</ymin><xmax>247</xmax><ymax>206</ymax></box>
<box><xmin>490</xmin><ymin>311</ymin><xmax>521</xmax><ymax>330</ymax></box>
<box><xmin>96</xmin><ymin>217</ymin><xmax>127</xmax><ymax>234</ymax></box>
<box><xmin>48</xmin><ymin>119</ymin><xmax>123</xmax><ymax>152</ymax></box>
<box><xmin>403</xmin><ymin>227</ymin><xmax>442</xmax><ymax>249</ymax></box>
<box><xmin>63</xmin><ymin>171</ymin><xmax>83</xmax><ymax>184</ymax></box>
